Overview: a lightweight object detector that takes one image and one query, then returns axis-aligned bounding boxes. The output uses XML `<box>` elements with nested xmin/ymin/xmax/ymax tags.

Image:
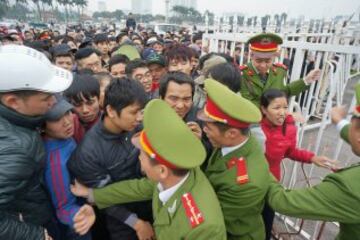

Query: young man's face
<box><xmin>71</xmin><ymin>95</ymin><xmax>100</xmax><ymax>123</ymax></box>
<box><xmin>96</xmin><ymin>41</ymin><xmax>109</xmax><ymax>55</ymax></box>
<box><xmin>108</xmin><ymin>103</ymin><xmax>143</xmax><ymax>132</ymax></box>
<box><xmin>250</xmin><ymin>53</ymin><xmax>274</xmax><ymax>75</ymax></box>
<box><xmin>6</xmin><ymin>92</ymin><xmax>56</xmax><ymax>117</ymax></box>
<box><xmin>110</xmin><ymin>63</ymin><xmax>127</xmax><ymax>78</ymax></box>
<box><xmin>78</xmin><ymin>53</ymin><xmax>102</xmax><ymax>73</ymax></box>
<box><xmin>55</xmin><ymin>56</ymin><xmax>74</xmax><ymax>71</ymax></box>
<box><xmin>168</xmin><ymin>59</ymin><xmax>192</xmax><ymax>76</ymax></box>
<box><xmin>132</xmin><ymin>67</ymin><xmax>153</xmax><ymax>93</ymax></box>
<box><xmin>109</xmin><ymin>41</ymin><xmax>117</xmax><ymax>52</ymax></box>
<box><xmin>45</xmin><ymin>111</ymin><xmax>74</xmax><ymax>139</ymax></box>
<box><xmin>148</xmin><ymin>63</ymin><xmax>167</xmax><ymax>83</ymax></box>
<box><xmin>349</xmin><ymin>117</ymin><xmax>360</xmax><ymax>156</ymax></box>
<box><xmin>195</xmin><ymin>39</ymin><xmax>202</xmax><ymax>49</ymax></box>
<box><xmin>163</xmin><ymin>81</ymin><xmax>192</xmax><ymax>119</ymax></box>
<box><xmin>152</xmin><ymin>43</ymin><xmax>163</xmax><ymax>54</ymax></box>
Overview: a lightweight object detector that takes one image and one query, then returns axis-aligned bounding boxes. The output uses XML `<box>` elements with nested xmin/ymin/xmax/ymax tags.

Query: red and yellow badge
<box><xmin>226</xmin><ymin>157</ymin><xmax>249</xmax><ymax>184</ymax></box>
<box><xmin>247</xmin><ymin>69</ymin><xmax>254</xmax><ymax>76</ymax></box>
<box><xmin>237</xmin><ymin>157</ymin><xmax>249</xmax><ymax>184</ymax></box>
<box><xmin>181</xmin><ymin>193</ymin><xmax>204</xmax><ymax>228</ymax></box>
<box><xmin>239</xmin><ymin>65</ymin><xmax>248</xmax><ymax>71</ymax></box>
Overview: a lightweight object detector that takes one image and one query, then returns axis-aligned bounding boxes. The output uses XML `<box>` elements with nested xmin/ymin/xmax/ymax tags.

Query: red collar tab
<box><xmin>204</xmin><ymin>97</ymin><xmax>250</xmax><ymax>129</ymax></box>
<box><xmin>140</xmin><ymin>131</ymin><xmax>178</xmax><ymax>169</ymax></box>
<box><xmin>236</xmin><ymin>157</ymin><xmax>249</xmax><ymax>184</ymax></box>
<box><xmin>181</xmin><ymin>193</ymin><xmax>204</xmax><ymax>228</ymax></box>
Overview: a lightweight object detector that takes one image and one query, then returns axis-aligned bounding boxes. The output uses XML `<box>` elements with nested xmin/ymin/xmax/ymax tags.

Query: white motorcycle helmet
<box><xmin>0</xmin><ymin>45</ymin><xmax>73</xmax><ymax>93</ymax></box>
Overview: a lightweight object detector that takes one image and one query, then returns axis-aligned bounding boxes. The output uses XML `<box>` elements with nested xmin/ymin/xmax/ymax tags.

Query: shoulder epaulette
<box><xmin>181</xmin><ymin>192</ymin><xmax>204</xmax><ymax>228</ymax></box>
<box><xmin>273</xmin><ymin>62</ymin><xmax>288</xmax><ymax>70</ymax></box>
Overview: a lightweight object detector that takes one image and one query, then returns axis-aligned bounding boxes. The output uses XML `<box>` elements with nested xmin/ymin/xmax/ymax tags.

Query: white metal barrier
<box><xmin>202</xmin><ymin>30</ymin><xmax>360</xmax><ymax>239</ymax></box>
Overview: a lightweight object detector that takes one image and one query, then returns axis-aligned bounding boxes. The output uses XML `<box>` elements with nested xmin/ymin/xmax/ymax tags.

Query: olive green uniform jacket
<box><xmin>240</xmin><ymin>62</ymin><xmax>308</xmax><ymax>108</ymax></box>
<box><xmin>204</xmin><ymin>135</ymin><xmax>272</xmax><ymax>240</ymax></box>
<box><xmin>93</xmin><ymin>167</ymin><xmax>227</xmax><ymax>240</ymax></box>
<box><xmin>267</xmin><ymin>163</ymin><xmax>360</xmax><ymax>240</ymax></box>
<box><xmin>267</xmin><ymin>123</ymin><xmax>360</xmax><ymax>240</ymax></box>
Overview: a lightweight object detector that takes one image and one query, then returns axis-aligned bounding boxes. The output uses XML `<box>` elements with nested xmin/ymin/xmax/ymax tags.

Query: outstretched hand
<box><xmin>73</xmin><ymin>204</ymin><xmax>96</xmax><ymax>236</ymax></box>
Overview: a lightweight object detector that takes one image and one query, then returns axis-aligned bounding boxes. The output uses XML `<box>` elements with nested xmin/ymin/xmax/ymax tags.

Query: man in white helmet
<box><xmin>0</xmin><ymin>45</ymin><xmax>92</xmax><ymax>240</ymax></box>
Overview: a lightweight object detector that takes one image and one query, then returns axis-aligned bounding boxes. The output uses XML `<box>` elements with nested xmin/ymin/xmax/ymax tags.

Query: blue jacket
<box><xmin>43</xmin><ymin>137</ymin><xmax>81</xmax><ymax>228</ymax></box>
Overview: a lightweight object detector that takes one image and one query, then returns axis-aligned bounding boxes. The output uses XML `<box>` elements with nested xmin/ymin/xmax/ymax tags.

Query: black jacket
<box><xmin>68</xmin><ymin>118</ymin><xmax>152</xmax><ymax>239</ymax></box>
<box><xmin>0</xmin><ymin>104</ymin><xmax>52</xmax><ymax>240</ymax></box>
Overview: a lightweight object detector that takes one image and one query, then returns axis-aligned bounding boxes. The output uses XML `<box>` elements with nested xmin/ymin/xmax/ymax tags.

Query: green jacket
<box><xmin>267</xmin><ymin>164</ymin><xmax>360</xmax><ymax>240</ymax></box>
<box><xmin>204</xmin><ymin>135</ymin><xmax>271</xmax><ymax>240</ymax></box>
<box><xmin>240</xmin><ymin>62</ymin><xmax>308</xmax><ymax>107</ymax></box>
<box><xmin>93</xmin><ymin>168</ymin><xmax>227</xmax><ymax>240</ymax></box>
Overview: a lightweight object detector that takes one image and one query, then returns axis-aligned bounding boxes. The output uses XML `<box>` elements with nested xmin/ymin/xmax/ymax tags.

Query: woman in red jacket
<box><xmin>260</xmin><ymin>89</ymin><xmax>334</xmax><ymax>240</ymax></box>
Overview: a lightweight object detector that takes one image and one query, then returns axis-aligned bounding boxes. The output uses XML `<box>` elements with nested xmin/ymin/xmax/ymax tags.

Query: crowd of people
<box><xmin>0</xmin><ymin>20</ymin><xmax>359</xmax><ymax>240</ymax></box>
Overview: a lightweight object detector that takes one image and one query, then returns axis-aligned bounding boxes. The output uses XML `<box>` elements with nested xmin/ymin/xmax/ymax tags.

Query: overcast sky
<box><xmin>87</xmin><ymin>0</ymin><xmax>360</xmax><ymax>20</ymax></box>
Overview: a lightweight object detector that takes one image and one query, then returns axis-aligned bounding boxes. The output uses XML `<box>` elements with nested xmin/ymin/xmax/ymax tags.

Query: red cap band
<box><xmin>250</xmin><ymin>42</ymin><xmax>278</xmax><ymax>52</ymax></box>
<box><xmin>140</xmin><ymin>131</ymin><xmax>178</xmax><ymax>169</ymax></box>
<box><xmin>204</xmin><ymin>97</ymin><xmax>250</xmax><ymax>128</ymax></box>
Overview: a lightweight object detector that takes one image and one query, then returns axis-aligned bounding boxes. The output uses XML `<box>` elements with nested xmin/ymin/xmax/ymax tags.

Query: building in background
<box><xmin>131</xmin><ymin>0</ymin><xmax>153</xmax><ymax>15</ymax></box>
<box><xmin>169</xmin><ymin>0</ymin><xmax>197</xmax><ymax>10</ymax></box>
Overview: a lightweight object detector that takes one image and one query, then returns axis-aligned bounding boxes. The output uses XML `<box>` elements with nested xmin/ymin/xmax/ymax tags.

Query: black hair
<box><xmin>64</xmin><ymin>73</ymin><xmax>100</xmax><ymax>104</ymax></box>
<box><xmin>94</xmin><ymin>33</ymin><xmax>108</xmax><ymax>44</ymax></box>
<box><xmin>198</xmin><ymin>53</ymin><xmax>216</xmax><ymax>70</ymax></box>
<box><xmin>260</xmin><ymin>89</ymin><xmax>288</xmax><ymax>109</ymax></box>
<box><xmin>192</xmin><ymin>33</ymin><xmax>202</xmax><ymax>43</ymax></box>
<box><xmin>260</xmin><ymin>89</ymin><xmax>289</xmax><ymax>135</ymax></box>
<box><xmin>159</xmin><ymin>71</ymin><xmax>195</xmax><ymax>99</ymax></box>
<box><xmin>116</xmin><ymin>32</ymin><xmax>129</xmax><ymax>44</ymax></box>
<box><xmin>103</xmin><ymin>78</ymin><xmax>147</xmax><ymax>116</ymax></box>
<box><xmin>165</xmin><ymin>44</ymin><xmax>193</xmax><ymax>64</ymax></box>
<box><xmin>109</xmin><ymin>54</ymin><xmax>130</xmax><ymax>71</ymax></box>
<box><xmin>208</xmin><ymin>63</ymin><xmax>241</xmax><ymax>93</ymax></box>
<box><xmin>125</xmin><ymin>59</ymin><xmax>147</xmax><ymax>76</ymax></box>
<box><xmin>74</xmin><ymin>47</ymin><xmax>101</xmax><ymax>61</ymax></box>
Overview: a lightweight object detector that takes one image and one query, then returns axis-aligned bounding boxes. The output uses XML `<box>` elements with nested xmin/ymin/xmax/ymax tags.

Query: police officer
<box><xmin>240</xmin><ymin>32</ymin><xmax>321</xmax><ymax>107</ymax></box>
<box><xmin>197</xmin><ymin>79</ymin><xmax>272</xmax><ymax>239</ymax></box>
<box><xmin>267</xmin><ymin>83</ymin><xmax>360</xmax><ymax>240</ymax></box>
<box><xmin>71</xmin><ymin>99</ymin><xmax>227</xmax><ymax>240</ymax></box>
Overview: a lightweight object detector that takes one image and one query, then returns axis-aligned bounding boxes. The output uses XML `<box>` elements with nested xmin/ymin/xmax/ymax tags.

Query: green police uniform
<box><xmin>90</xmin><ymin>99</ymin><xmax>227</xmax><ymax>240</ymax></box>
<box><xmin>93</xmin><ymin>168</ymin><xmax>226</xmax><ymax>240</ymax></box>
<box><xmin>198</xmin><ymin>79</ymin><xmax>272</xmax><ymax>239</ymax></box>
<box><xmin>267</xmin><ymin>83</ymin><xmax>360</xmax><ymax>240</ymax></box>
<box><xmin>240</xmin><ymin>33</ymin><xmax>308</xmax><ymax>108</ymax></box>
<box><xmin>240</xmin><ymin>62</ymin><xmax>308</xmax><ymax>108</ymax></box>
<box><xmin>267</xmin><ymin>165</ymin><xmax>360</xmax><ymax>240</ymax></box>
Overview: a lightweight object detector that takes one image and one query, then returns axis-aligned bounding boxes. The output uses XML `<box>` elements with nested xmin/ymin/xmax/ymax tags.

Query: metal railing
<box><xmin>202</xmin><ymin>30</ymin><xmax>360</xmax><ymax>239</ymax></box>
